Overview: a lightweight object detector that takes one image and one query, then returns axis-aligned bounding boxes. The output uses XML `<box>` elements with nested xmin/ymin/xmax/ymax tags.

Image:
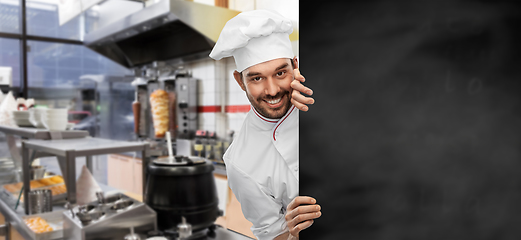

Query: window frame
<box><xmin>0</xmin><ymin>0</ymin><xmax>83</xmax><ymax>98</ymax></box>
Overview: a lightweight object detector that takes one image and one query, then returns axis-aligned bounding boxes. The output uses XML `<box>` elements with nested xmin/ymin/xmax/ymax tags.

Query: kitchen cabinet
<box><xmin>107</xmin><ymin>154</ymin><xmax>143</xmax><ymax>195</ymax></box>
<box><xmin>213</xmin><ymin>173</ymin><xmax>255</xmax><ymax>239</ymax></box>
<box><xmin>133</xmin><ymin>159</ymin><xmax>143</xmax><ymax>195</ymax></box>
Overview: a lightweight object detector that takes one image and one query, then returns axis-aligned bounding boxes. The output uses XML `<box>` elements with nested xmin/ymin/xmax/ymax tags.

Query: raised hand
<box><xmin>290</xmin><ymin>68</ymin><xmax>315</xmax><ymax>112</ymax></box>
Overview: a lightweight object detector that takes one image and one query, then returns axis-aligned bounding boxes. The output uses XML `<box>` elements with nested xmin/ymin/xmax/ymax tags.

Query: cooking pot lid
<box><xmin>153</xmin><ymin>156</ymin><xmax>206</xmax><ymax>166</ymax></box>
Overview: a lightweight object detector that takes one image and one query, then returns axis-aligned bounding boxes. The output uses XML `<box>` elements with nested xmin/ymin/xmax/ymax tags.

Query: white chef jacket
<box><xmin>223</xmin><ymin>105</ymin><xmax>299</xmax><ymax>240</ymax></box>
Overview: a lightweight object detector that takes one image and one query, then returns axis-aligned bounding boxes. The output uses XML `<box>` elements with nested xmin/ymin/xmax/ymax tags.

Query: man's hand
<box><xmin>285</xmin><ymin>196</ymin><xmax>321</xmax><ymax>239</ymax></box>
<box><xmin>291</xmin><ymin>69</ymin><xmax>315</xmax><ymax>112</ymax></box>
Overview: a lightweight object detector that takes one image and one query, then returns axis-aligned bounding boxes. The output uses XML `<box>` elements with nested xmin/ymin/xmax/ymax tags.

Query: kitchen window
<box><xmin>0</xmin><ymin>0</ymin><xmax>19</xmax><ymax>34</ymax></box>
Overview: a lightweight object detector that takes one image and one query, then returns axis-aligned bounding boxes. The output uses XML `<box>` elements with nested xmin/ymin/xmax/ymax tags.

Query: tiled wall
<box><xmin>184</xmin><ymin>0</ymin><xmax>299</xmax><ymax>141</ymax></box>
<box><xmin>187</xmin><ymin>50</ymin><xmax>300</xmax><ymax>141</ymax></box>
<box><xmin>224</xmin><ymin>57</ymin><xmax>251</xmax><ymax>136</ymax></box>
<box><xmin>187</xmin><ymin>57</ymin><xmax>249</xmax><ymax>140</ymax></box>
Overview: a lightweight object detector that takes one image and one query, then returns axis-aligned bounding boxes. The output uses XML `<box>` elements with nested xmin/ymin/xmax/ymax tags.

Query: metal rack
<box><xmin>21</xmin><ymin>137</ymin><xmax>147</xmax><ymax>214</ymax></box>
<box><xmin>0</xmin><ymin>126</ymin><xmax>90</xmax><ymax>171</ymax></box>
<box><xmin>0</xmin><ymin>126</ymin><xmax>89</xmax><ymax>140</ymax></box>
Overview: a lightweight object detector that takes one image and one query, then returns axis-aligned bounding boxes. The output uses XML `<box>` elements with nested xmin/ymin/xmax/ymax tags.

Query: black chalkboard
<box><xmin>300</xmin><ymin>1</ymin><xmax>521</xmax><ymax>239</ymax></box>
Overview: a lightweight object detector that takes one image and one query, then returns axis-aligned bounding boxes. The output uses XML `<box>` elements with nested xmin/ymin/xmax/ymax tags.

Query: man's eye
<box><xmin>276</xmin><ymin>71</ymin><xmax>286</xmax><ymax>77</ymax></box>
<box><xmin>252</xmin><ymin>77</ymin><xmax>262</xmax><ymax>81</ymax></box>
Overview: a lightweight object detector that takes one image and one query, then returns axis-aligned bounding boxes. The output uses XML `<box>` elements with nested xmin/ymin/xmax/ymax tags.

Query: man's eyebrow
<box><xmin>244</xmin><ymin>63</ymin><xmax>290</xmax><ymax>78</ymax></box>
<box><xmin>275</xmin><ymin>63</ymin><xmax>289</xmax><ymax>71</ymax></box>
<box><xmin>245</xmin><ymin>72</ymin><xmax>261</xmax><ymax>78</ymax></box>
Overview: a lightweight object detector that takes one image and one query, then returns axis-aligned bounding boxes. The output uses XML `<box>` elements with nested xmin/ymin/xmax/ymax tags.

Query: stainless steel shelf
<box><xmin>21</xmin><ymin>137</ymin><xmax>148</xmax><ymax>215</ymax></box>
<box><xmin>0</xmin><ymin>125</ymin><xmax>89</xmax><ymax>140</ymax></box>
<box><xmin>23</xmin><ymin>138</ymin><xmax>147</xmax><ymax>157</ymax></box>
<box><xmin>0</xmin><ymin>183</ymin><xmax>127</xmax><ymax>240</ymax></box>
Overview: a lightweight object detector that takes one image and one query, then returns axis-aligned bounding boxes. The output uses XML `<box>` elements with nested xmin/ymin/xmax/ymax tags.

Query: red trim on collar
<box><xmin>252</xmin><ymin>107</ymin><xmax>279</xmax><ymax>123</ymax></box>
<box><xmin>273</xmin><ymin>105</ymin><xmax>296</xmax><ymax>141</ymax></box>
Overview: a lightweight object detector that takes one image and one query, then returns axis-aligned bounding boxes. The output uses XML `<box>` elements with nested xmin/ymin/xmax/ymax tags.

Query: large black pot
<box><xmin>145</xmin><ymin>156</ymin><xmax>220</xmax><ymax>232</ymax></box>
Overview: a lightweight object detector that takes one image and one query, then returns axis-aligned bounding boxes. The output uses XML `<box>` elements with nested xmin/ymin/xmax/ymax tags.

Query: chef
<box><xmin>209</xmin><ymin>9</ymin><xmax>321</xmax><ymax>240</ymax></box>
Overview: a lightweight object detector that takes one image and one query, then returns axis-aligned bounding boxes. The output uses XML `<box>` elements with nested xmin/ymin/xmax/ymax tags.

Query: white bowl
<box><xmin>43</xmin><ymin>114</ymin><xmax>67</xmax><ymax>120</ymax></box>
<box><xmin>43</xmin><ymin>120</ymin><xmax>67</xmax><ymax>131</ymax></box>
<box><xmin>40</xmin><ymin>114</ymin><xmax>69</xmax><ymax>119</ymax></box>
<box><xmin>33</xmin><ymin>107</ymin><xmax>47</xmax><ymax>112</ymax></box>
<box><xmin>13</xmin><ymin>116</ymin><xmax>31</xmax><ymax>122</ymax></box>
<box><xmin>12</xmin><ymin>111</ymin><xmax>30</xmax><ymax>117</ymax></box>
<box><xmin>43</xmin><ymin>118</ymin><xmax>67</xmax><ymax>124</ymax></box>
<box><xmin>43</xmin><ymin>118</ymin><xmax>68</xmax><ymax>125</ymax></box>
<box><xmin>13</xmin><ymin>115</ymin><xmax>31</xmax><ymax>120</ymax></box>
<box><xmin>13</xmin><ymin>110</ymin><xmax>30</xmax><ymax>113</ymax></box>
<box><xmin>43</xmin><ymin>111</ymin><xmax>67</xmax><ymax>116</ymax></box>
<box><xmin>13</xmin><ymin>118</ymin><xmax>34</xmax><ymax>127</ymax></box>
<box><xmin>45</xmin><ymin>108</ymin><xmax>68</xmax><ymax>115</ymax></box>
<box><xmin>29</xmin><ymin>119</ymin><xmax>45</xmax><ymax>128</ymax></box>
<box><xmin>29</xmin><ymin>111</ymin><xmax>45</xmax><ymax>128</ymax></box>
<box><xmin>42</xmin><ymin>118</ymin><xmax>68</xmax><ymax>125</ymax></box>
<box><xmin>32</xmin><ymin>109</ymin><xmax>47</xmax><ymax>116</ymax></box>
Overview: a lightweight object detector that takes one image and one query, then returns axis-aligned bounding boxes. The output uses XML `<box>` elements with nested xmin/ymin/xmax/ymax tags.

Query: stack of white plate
<box><xmin>29</xmin><ymin>108</ymin><xmax>46</xmax><ymax>128</ymax></box>
<box><xmin>42</xmin><ymin>108</ymin><xmax>68</xmax><ymax>131</ymax></box>
<box><xmin>11</xmin><ymin>110</ymin><xmax>33</xmax><ymax>127</ymax></box>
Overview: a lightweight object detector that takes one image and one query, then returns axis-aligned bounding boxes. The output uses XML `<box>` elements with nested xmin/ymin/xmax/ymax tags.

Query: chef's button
<box><xmin>293</xmin><ymin>167</ymin><xmax>298</xmax><ymax>172</ymax></box>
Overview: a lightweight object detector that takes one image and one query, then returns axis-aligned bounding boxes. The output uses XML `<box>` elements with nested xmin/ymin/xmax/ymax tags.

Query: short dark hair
<box><xmin>240</xmin><ymin>58</ymin><xmax>295</xmax><ymax>80</ymax></box>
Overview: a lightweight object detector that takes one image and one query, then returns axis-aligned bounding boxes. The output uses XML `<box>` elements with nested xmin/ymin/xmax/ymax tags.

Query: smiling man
<box><xmin>236</xmin><ymin>58</ymin><xmax>294</xmax><ymax>119</ymax></box>
<box><xmin>210</xmin><ymin>9</ymin><xmax>320</xmax><ymax>240</ymax></box>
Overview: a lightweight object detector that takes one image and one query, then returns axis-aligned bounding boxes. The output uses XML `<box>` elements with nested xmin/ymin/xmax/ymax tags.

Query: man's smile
<box><xmin>264</xmin><ymin>95</ymin><xmax>284</xmax><ymax>108</ymax></box>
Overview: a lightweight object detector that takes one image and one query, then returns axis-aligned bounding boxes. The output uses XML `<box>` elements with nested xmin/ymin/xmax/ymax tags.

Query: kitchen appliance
<box><xmin>131</xmin><ymin>75</ymin><xmax>149</xmax><ymax>139</ymax></box>
<box><xmin>174</xmin><ymin>69</ymin><xmax>198</xmax><ymax>139</ymax></box>
<box><xmin>63</xmin><ymin>193</ymin><xmax>157</xmax><ymax>240</ymax></box>
<box><xmin>144</xmin><ymin>156</ymin><xmax>221</xmax><ymax>235</ymax></box>
<box><xmin>83</xmin><ymin>0</ymin><xmax>240</xmax><ymax>68</ymax></box>
<box><xmin>132</xmin><ymin>66</ymin><xmax>198</xmax><ymax>158</ymax></box>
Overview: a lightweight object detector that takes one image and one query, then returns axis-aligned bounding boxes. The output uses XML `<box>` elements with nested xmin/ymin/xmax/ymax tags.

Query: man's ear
<box><xmin>292</xmin><ymin>56</ymin><xmax>299</xmax><ymax>69</ymax></box>
<box><xmin>233</xmin><ymin>70</ymin><xmax>246</xmax><ymax>92</ymax></box>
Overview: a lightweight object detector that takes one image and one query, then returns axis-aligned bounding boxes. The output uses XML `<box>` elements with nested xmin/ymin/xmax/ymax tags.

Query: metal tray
<box><xmin>2</xmin><ymin>182</ymin><xmax>67</xmax><ymax>203</ymax></box>
<box><xmin>20</xmin><ymin>211</ymin><xmax>64</xmax><ymax>240</ymax></box>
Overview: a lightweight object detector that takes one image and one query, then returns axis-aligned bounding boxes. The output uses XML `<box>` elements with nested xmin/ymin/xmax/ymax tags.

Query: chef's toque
<box><xmin>209</xmin><ymin>9</ymin><xmax>294</xmax><ymax>72</ymax></box>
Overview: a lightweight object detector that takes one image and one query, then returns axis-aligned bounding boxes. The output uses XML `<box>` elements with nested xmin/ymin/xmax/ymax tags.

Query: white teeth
<box><xmin>266</xmin><ymin>98</ymin><xmax>281</xmax><ymax>104</ymax></box>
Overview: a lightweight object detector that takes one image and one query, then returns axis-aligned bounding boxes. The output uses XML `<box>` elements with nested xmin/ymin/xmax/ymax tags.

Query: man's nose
<box><xmin>264</xmin><ymin>77</ymin><xmax>280</xmax><ymax>96</ymax></box>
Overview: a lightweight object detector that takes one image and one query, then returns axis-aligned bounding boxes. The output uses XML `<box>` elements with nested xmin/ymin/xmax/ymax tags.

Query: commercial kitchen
<box><xmin>0</xmin><ymin>0</ymin><xmax>299</xmax><ymax>239</ymax></box>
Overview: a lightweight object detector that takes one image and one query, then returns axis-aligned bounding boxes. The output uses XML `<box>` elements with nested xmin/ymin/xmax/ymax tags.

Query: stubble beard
<box><xmin>246</xmin><ymin>90</ymin><xmax>292</xmax><ymax>119</ymax></box>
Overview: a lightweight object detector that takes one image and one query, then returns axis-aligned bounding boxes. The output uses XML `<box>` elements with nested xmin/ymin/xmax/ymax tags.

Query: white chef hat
<box><xmin>209</xmin><ymin>9</ymin><xmax>294</xmax><ymax>72</ymax></box>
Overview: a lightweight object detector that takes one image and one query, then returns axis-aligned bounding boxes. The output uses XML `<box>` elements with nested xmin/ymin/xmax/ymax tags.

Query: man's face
<box><xmin>234</xmin><ymin>58</ymin><xmax>295</xmax><ymax>119</ymax></box>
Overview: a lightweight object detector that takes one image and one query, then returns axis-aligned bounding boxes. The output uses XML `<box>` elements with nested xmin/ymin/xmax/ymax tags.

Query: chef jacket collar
<box><xmin>250</xmin><ymin>105</ymin><xmax>296</xmax><ymax>133</ymax></box>
<box><xmin>251</xmin><ymin>105</ymin><xmax>279</xmax><ymax>129</ymax></box>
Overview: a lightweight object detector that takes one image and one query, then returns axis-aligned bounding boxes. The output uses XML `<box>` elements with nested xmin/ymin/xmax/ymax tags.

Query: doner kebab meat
<box><xmin>150</xmin><ymin>89</ymin><xmax>169</xmax><ymax>138</ymax></box>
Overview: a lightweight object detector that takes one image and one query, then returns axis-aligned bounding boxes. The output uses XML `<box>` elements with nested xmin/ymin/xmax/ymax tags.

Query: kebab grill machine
<box><xmin>131</xmin><ymin>63</ymin><xmax>199</xmax><ymax>156</ymax></box>
<box><xmin>131</xmin><ymin>63</ymin><xmax>222</xmax><ymax>239</ymax></box>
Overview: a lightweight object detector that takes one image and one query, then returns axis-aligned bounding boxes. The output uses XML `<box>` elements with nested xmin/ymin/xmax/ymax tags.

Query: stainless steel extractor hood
<box><xmin>84</xmin><ymin>0</ymin><xmax>240</xmax><ymax>68</ymax></box>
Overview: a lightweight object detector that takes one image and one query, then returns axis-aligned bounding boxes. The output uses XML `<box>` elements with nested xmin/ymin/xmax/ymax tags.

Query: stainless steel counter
<box><xmin>21</xmin><ymin>137</ymin><xmax>148</xmax><ymax>214</ymax></box>
<box><xmin>0</xmin><ymin>189</ymin><xmax>253</xmax><ymax>240</ymax></box>
<box><xmin>0</xmin><ymin>126</ymin><xmax>89</xmax><ymax>140</ymax></box>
